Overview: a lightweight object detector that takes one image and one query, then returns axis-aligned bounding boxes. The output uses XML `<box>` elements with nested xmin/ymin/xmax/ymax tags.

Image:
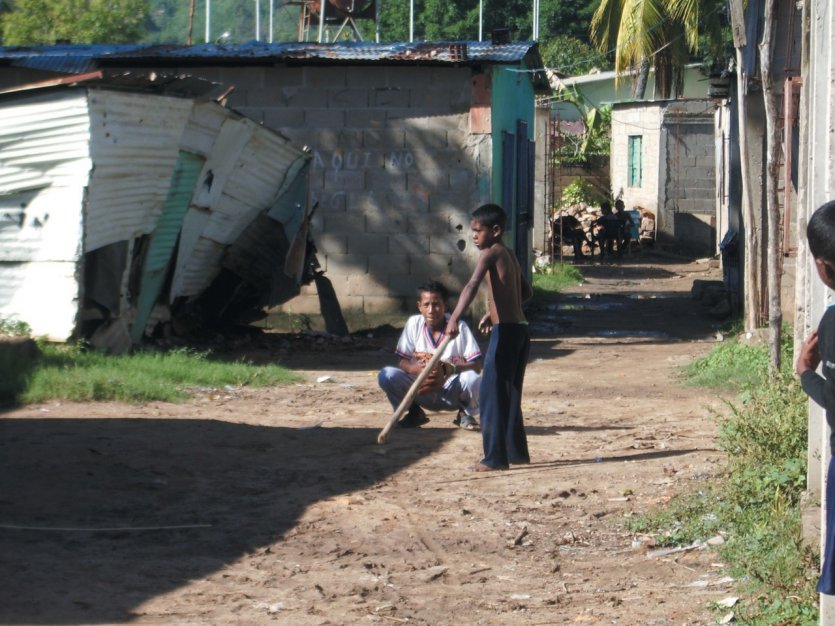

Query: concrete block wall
<box><xmin>176</xmin><ymin>64</ymin><xmax>487</xmax><ymax>325</ymax></box>
<box><xmin>610</xmin><ymin>103</ymin><xmax>663</xmax><ymax>213</ymax></box>
<box><xmin>661</xmin><ymin>100</ymin><xmax>717</xmax><ymax>253</ymax></box>
<box><xmin>662</xmin><ymin>102</ymin><xmax>717</xmax><ymax>216</ymax></box>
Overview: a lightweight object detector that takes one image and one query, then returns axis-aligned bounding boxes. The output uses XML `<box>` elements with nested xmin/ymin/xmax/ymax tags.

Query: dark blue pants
<box><xmin>479</xmin><ymin>323</ymin><xmax>530</xmax><ymax>468</ymax></box>
<box><xmin>819</xmin><ymin>455</ymin><xmax>835</xmax><ymax>594</ymax></box>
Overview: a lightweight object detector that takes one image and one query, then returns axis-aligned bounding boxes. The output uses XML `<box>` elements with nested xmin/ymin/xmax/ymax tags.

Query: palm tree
<box><xmin>589</xmin><ymin>0</ymin><xmax>722</xmax><ymax>99</ymax></box>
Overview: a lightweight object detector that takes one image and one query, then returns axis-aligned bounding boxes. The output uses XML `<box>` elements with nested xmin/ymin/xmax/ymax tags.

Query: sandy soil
<box><xmin>0</xmin><ymin>253</ymin><xmax>735</xmax><ymax>625</ymax></box>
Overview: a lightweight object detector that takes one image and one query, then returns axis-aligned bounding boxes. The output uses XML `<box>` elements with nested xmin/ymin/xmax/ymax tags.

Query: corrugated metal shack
<box><xmin>0</xmin><ymin>71</ymin><xmax>311</xmax><ymax>351</ymax></box>
<box><xmin>0</xmin><ymin>41</ymin><xmax>549</xmax><ymax>331</ymax></box>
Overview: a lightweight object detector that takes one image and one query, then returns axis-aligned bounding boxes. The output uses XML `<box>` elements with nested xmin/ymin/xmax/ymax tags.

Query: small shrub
<box><xmin>0</xmin><ymin>318</ymin><xmax>31</xmax><ymax>336</ymax></box>
<box><xmin>560</xmin><ymin>179</ymin><xmax>604</xmax><ymax>208</ymax></box>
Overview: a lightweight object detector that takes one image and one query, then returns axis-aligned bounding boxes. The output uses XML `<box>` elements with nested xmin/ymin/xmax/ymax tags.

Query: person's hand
<box><xmin>478</xmin><ymin>313</ymin><xmax>492</xmax><ymax>335</ymax></box>
<box><xmin>796</xmin><ymin>331</ymin><xmax>821</xmax><ymax>375</ymax></box>
<box><xmin>440</xmin><ymin>361</ymin><xmax>456</xmax><ymax>378</ymax></box>
<box><xmin>445</xmin><ymin>318</ymin><xmax>460</xmax><ymax>338</ymax></box>
<box><xmin>418</xmin><ymin>363</ymin><xmax>445</xmax><ymax>394</ymax></box>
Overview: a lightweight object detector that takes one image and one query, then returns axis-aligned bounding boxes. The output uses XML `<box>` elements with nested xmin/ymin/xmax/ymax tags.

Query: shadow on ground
<box><xmin>0</xmin><ymin>417</ymin><xmax>451</xmax><ymax>624</ymax></box>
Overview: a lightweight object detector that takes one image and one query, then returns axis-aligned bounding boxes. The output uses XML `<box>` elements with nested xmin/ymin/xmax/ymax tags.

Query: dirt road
<box><xmin>1</xmin><ymin>255</ymin><xmax>733</xmax><ymax>625</ymax></box>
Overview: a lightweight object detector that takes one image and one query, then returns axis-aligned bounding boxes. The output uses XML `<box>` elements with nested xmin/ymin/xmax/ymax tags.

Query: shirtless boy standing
<box><xmin>445</xmin><ymin>203</ymin><xmax>533</xmax><ymax>471</ymax></box>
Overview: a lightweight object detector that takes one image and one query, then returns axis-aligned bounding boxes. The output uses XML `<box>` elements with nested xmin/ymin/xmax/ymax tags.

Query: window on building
<box><xmin>628</xmin><ymin>135</ymin><xmax>642</xmax><ymax>187</ymax></box>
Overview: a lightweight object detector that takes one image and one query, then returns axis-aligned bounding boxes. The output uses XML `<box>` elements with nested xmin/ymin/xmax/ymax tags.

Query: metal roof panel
<box><xmin>0</xmin><ymin>41</ymin><xmax>538</xmax><ymax>67</ymax></box>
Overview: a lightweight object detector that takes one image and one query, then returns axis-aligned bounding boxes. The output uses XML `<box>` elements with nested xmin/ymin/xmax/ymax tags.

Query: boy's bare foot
<box><xmin>469</xmin><ymin>462</ymin><xmax>505</xmax><ymax>472</ymax></box>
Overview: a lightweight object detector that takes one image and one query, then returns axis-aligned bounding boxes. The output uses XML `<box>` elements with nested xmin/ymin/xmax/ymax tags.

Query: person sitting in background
<box><xmin>639</xmin><ymin>209</ymin><xmax>656</xmax><ymax>246</ymax></box>
<box><xmin>552</xmin><ymin>213</ymin><xmax>591</xmax><ymax>262</ymax></box>
<box><xmin>591</xmin><ymin>201</ymin><xmax>620</xmax><ymax>258</ymax></box>
<box><xmin>614</xmin><ymin>199</ymin><xmax>633</xmax><ymax>256</ymax></box>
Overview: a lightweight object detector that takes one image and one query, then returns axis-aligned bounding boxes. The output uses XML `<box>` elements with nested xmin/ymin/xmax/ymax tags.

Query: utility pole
<box><xmin>188</xmin><ymin>0</ymin><xmax>196</xmax><ymax>44</ymax></box>
<box><xmin>759</xmin><ymin>0</ymin><xmax>782</xmax><ymax>371</ymax></box>
<box><xmin>255</xmin><ymin>0</ymin><xmax>260</xmax><ymax>40</ymax></box>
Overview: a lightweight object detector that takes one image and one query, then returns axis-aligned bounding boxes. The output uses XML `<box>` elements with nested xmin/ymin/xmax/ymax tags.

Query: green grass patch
<box><xmin>531</xmin><ymin>264</ymin><xmax>583</xmax><ymax>303</ymax></box>
<box><xmin>684</xmin><ymin>325</ymin><xmax>793</xmax><ymax>391</ymax></box>
<box><xmin>628</xmin><ymin>333</ymin><xmax>819</xmax><ymax>624</ymax></box>
<box><xmin>13</xmin><ymin>343</ymin><xmax>301</xmax><ymax>404</ymax></box>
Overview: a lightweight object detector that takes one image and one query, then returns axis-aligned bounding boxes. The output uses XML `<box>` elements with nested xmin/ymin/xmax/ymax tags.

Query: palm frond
<box><xmin>615</xmin><ymin>0</ymin><xmax>665</xmax><ymax>72</ymax></box>
<box><xmin>667</xmin><ymin>0</ymin><xmax>700</xmax><ymax>49</ymax></box>
<box><xmin>590</xmin><ymin>0</ymin><xmax>625</xmax><ymax>52</ymax></box>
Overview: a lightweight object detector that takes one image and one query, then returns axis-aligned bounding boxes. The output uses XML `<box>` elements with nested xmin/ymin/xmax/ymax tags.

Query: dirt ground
<box><xmin>1</xmin><ymin>253</ymin><xmax>737</xmax><ymax>626</ymax></box>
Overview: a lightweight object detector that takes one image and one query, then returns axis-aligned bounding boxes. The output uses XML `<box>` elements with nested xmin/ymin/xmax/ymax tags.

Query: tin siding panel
<box><xmin>131</xmin><ymin>151</ymin><xmax>205</xmax><ymax>342</ymax></box>
<box><xmin>0</xmin><ymin>261</ymin><xmax>78</xmax><ymax>340</ymax></box>
<box><xmin>170</xmin><ymin>235</ymin><xmax>225</xmax><ymax>297</ymax></box>
<box><xmin>0</xmin><ymin>91</ymin><xmax>89</xmax><ymax>262</ymax></box>
<box><xmin>222</xmin><ymin>132</ymin><xmax>304</xmax><ymax>208</ymax></box>
<box><xmin>0</xmin><ymin>91</ymin><xmax>90</xmax><ymax>340</ymax></box>
<box><xmin>168</xmin><ymin>207</ymin><xmax>216</xmax><ymax>299</ymax></box>
<box><xmin>170</xmin><ymin>117</ymin><xmax>307</xmax><ymax>299</ymax></box>
<box><xmin>85</xmin><ymin>90</ymin><xmax>193</xmax><ymax>252</ymax></box>
<box><xmin>179</xmin><ymin>102</ymin><xmax>229</xmax><ymax>156</ymax></box>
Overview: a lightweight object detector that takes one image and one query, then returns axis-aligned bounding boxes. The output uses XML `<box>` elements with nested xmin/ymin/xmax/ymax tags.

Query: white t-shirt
<box><xmin>395</xmin><ymin>314</ymin><xmax>482</xmax><ymax>365</ymax></box>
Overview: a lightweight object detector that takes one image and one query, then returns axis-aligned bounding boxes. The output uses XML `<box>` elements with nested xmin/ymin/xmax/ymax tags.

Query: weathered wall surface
<box><xmin>797</xmin><ymin>5</ymin><xmax>835</xmax><ymax>620</ymax></box>
<box><xmin>661</xmin><ymin>99</ymin><xmax>718</xmax><ymax>253</ymax></box>
<box><xmin>162</xmin><ymin>64</ymin><xmax>487</xmax><ymax>324</ymax></box>
<box><xmin>610</xmin><ymin>103</ymin><xmax>663</xmax><ymax>215</ymax></box>
<box><xmin>611</xmin><ymin>100</ymin><xmax>716</xmax><ymax>254</ymax></box>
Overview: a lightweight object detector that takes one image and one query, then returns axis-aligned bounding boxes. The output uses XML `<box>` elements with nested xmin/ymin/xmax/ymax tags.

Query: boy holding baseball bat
<box><xmin>445</xmin><ymin>203</ymin><xmax>533</xmax><ymax>471</ymax></box>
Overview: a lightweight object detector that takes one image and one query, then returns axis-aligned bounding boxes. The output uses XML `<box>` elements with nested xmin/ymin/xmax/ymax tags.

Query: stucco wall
<box><xmin>610</xmin><ymin>103</ymin><xmax>663</xmax><ymax>213</ymax></box>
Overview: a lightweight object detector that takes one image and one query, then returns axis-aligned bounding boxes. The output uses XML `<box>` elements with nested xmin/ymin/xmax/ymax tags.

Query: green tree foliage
<box><xmin>540</xmin><ymin>35</ymin><xmax>611</xmax><ymax>74</ymax></box>
<box><xmin>2</xmin><ymin>0</ymin><xmax>149</xmax><ymax>44</ymax></box>
<box><xmin>589</xmin><ymin>0</ymin><xmax>723</xmax><ymax>98</ymax></box>
<box><xmin>539</xmin><ymin>0</ymin><xmax>596</xmax><ymax>43</ymax></box>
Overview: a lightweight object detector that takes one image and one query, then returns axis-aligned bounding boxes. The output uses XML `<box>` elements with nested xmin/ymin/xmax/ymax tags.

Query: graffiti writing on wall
<box><xmin>312</xmin><ymin>150</ymin><xmax>416</xmax><ymax>171</ymax></box>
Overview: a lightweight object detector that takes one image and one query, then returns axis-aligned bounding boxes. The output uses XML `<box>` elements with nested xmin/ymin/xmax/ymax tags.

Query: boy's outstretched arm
<box><xmin>445</xmin><ymin>249</ymin><xmax>493</xmax><ymax>338</ymax></box>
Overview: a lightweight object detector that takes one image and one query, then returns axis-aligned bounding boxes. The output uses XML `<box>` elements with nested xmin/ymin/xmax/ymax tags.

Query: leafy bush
<box><xmin>560</xmin><ymin>179</ymin><xmax>604</xmax><ymax>208</ymax></box>
<box><xmin>540</xmin><ymin>35</ymin><xmax>611</xmax><ymax>75</ymax></box>
<box><xmin>0</xmin><ymin>318</ymin><xmax>31</xmax><ymax>336</ymax></box>
<box><xmin>550</xmin><ymin>89</ymin><xmax>612</xmax><ymax>167</ymax></box>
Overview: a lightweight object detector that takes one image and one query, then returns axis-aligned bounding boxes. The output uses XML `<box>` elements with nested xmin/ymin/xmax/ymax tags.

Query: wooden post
<box><xmin>759</xmin><ymin>0</ymin><xmax>782</xmax><ymax>371</ymax></box>
<box><xmin>187</xmin><ymin>0</ymin><xmax>196</xmax><ymax>45</ymax></box>
<box><xmin>728</xmin><ymin>0</ymin><xmax>761</xmax><ymax>332</ymax></box>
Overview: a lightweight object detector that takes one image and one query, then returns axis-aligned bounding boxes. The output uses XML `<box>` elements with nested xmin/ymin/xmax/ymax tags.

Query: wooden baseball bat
<box><xmin>377</xmin><ymin>335</ymin><xmax>452</xmax><ymax>445</ymax></box>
